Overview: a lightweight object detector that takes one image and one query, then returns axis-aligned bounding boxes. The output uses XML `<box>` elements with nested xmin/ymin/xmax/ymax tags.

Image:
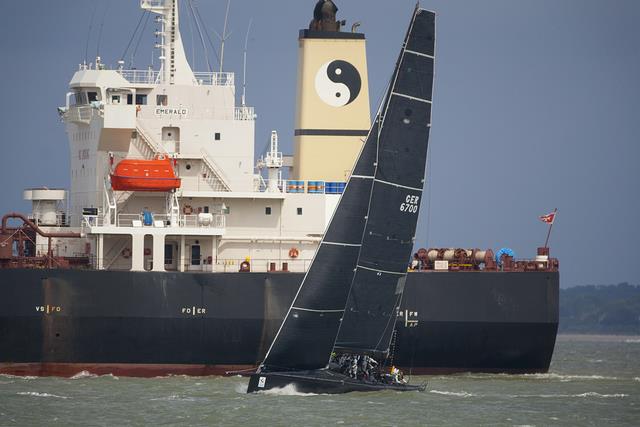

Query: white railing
<box><xmin>116</xmin><ymin>69</ymin><xmax>234</xmax><ymax>86</ymax></box>
<box><xmin>200</xmin><ymin>149</ymin><xmax>231</xmax><ymax>191</ymax></box>
<box><xmin>194</xmin><ymin>72</ymin><xmax>234</xmax><ymax>86</ymax></box>
<box><xmin>117</xmin><ymin>69</ymin><xmax>161</xmax><ymax>85</ymax></box>
<box><xmin>83</xmin><ymin>213</ymin><xmax>225</xmax><ymax>229</ymax></box>
<box><xmin>140</xmin><ymin>0</ymin><xmax>164</xmax><ymax>8</ymax></box>
<box><xmin>234</xmin><ymin>106</ymin><xmax>255</xmax><ymax>121</ymax></box>
<box><xmin>65</xmin><ymin>106</ymin><xmax>94</xmax><ymax>123</ymax></box>
<box><xmin>28</xmin><ymin>212</ymin><xmax>71</xmax><ymax>227</ymax></box>
<box><xmin>215</xmin><ymin>258</ymin><xmax>312</xmax><ymax>273</ymax></box>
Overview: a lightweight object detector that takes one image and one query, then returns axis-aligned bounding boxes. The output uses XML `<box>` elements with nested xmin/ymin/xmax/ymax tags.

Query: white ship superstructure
<box><xmin>31</xmin><ymin>0</ymin><xmax>370</xmax><ymax>274</ymax></box>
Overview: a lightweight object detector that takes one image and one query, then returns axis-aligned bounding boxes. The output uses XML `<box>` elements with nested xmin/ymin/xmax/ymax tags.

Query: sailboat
<box><xmin>247</xmin><ymin>5</ymin><xmax>435</xmax><ymax>394</ymax></box>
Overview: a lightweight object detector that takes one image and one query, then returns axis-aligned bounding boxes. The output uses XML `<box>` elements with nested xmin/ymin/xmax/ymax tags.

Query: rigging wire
<box><xmin>121</xmin><ymin>11</ymin><xmax>148</xmax><ymax>62</ymax></box>
<box><xmin>130</xmin><ymin>11</ymin><xmax>151</xmax><ymax>68</ymax></box>
<box><xmin>183</xmin><ymin>0</ymin><xmax>196</xmax><ymax>69</ymax></box>
<box><xmin>95</xmin><ymin>0</ymin><xmax>111</xmax><ymax>59</ymax></box>
<box><xmin>84</xmin><ymin>0</ymin><xmax>99</xmax><ymax>63</ymax></box>
<box><xmin>193</xmin><ymin>2</ymin><xmax>221</xmax><ymax>67</ymax></box>
<box><xmin>188</xmin><ymin>0</ymin><xmax>212</xmax><ymax>72</ymax></box>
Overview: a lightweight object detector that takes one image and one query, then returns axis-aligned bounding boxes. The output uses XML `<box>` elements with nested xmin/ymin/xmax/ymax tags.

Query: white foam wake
<box><xmin>0</xmin><ymin>374</ymin><xmax>38</xmax><ymax>380</ymax></box>
<box><xmin>522</xmin><ymin>373</ymin><xmax>618</xmax><ymax>381</ymax></box>
<box><xmin>70</xmin><ymin>370</ymin><xmax>97</xmax><ymax>379</ymax></box>
<box><xmin>17</xmin><ymin>391</ymin><xmax>70</xmax><ymax>399</ymax></box>
<box><xmin>429</xmin><ymin>390</ymin><xmax>475</xmax><ymax>397</ymax></box>
<box><xmin>69</xmin><ymin>370</ymin><xmax>119</xmax><ymax>380</ymax></box>
<box><xmin>511</xmin><ymin>392</ymin><xmax>627</xmax><ymax>399</ymax></box>
<box><xmin>257</xmin><ymin>384</ymin><xmax>319</xmax><ymax>397</ymax></box>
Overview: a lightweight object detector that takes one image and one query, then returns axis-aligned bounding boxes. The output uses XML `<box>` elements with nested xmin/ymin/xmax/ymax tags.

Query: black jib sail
<box><xmin>333</xmin><ymin>8</ymin><xmax>435</xmax><ymax>356</ymax></box>
<box><xmin>258</xmin><ymin>6</ymin><xmax>435</xmax><ymax>373</ymax></box>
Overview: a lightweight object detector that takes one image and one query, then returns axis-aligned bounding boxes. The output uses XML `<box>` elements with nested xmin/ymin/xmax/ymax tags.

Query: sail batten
<box><xmin>292</xmin><ymin>307</ymin><xmax>345</xmax><ymax>313</ymax></box>
<box><xmin>391</xmin><ymin>92</ymin><xmax>432</xmax><ymax>104</ymax></box>
<box><xmin>322</xmin><ymin>241</ymin><xmax>362</xmax><ymax>247</ymax></box>
<box><xmin>374</xmin><ymin>178</ymin><xmax>424</xmax><ymax>192</ymax></box>
<box><xmin>356</xmin><ymin>265</ymin><xmax>407</xmax><ymax>276</ymax></box>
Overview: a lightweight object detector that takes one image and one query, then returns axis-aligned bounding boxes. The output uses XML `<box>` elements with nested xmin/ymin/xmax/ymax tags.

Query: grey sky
<box><xmin>0</xmin><ymin>0</ymin><xmax>638</xmax><ymax>287</ymax></box>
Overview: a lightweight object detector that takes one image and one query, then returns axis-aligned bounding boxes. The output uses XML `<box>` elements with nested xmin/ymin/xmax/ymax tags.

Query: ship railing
<box><xmin>116</xmin><ymin>69</ymin><xmax>234</xmax><ymax>86</ymax></box>
<box><xmin>234</xmin><ymin>106</ymin><xmax>255</xmax><ymax>120</ymax></box>
<box><xmin>253</xmin><ymin>179</ymin><xmax>346</xmax><ymax>195</ymax></box>
<box><xmin>27</xmin><ymin>212</ymin><xmax>71</xmax><ymax>227</ymax></box>
<box><xmin>117</xmin><ymin>69</ymin><xmax>161</xmax><ymax>85</ymax></box>
<box><xmin>112</xmin><ymin>213</ymin><xmax>225</xmax><ymax>229</ymax></box>
<box><xmin>140</xmin><ymin>0</ymin><xmax>165</xmax><ymax>9</ymax></box>
<box><xmin>194</xmin><ymin>72</ymin><xmax>234</xmax><ymax>86</ymax></box>
<box><xmin>65</xmin><ymin>105</ymin><xmax>94</xmax><ymax>124</ymax></box>
<box><xmin>214</xmin><ymin>258</ymin><xmax>312</xmax><ymax>273</ymax></box>
<box><xmin>82</xmin><ymin>214</ymin><xmax>103</xmax><ymax>228</ymax></box>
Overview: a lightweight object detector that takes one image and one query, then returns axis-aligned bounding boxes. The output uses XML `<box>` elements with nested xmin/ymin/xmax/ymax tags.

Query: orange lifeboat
<box><xmin>110</xmin><ymin>155</ymin><xmax>181</xmax><ymax>192</ymax></box>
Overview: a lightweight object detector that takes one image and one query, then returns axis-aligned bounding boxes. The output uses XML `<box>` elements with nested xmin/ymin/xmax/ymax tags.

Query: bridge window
<box><xmin>74</xmin><ymin>91</ymin><xmax>88</xmax><ymax>105</ymax></box>
<box><xmin>135</xmin><ymin>94</ymin><xmax>147</xmax><ymax>105</ymax></box>
<box><xmin>88</xmin><ymin>91</ymin><xmax>99</xmax><ymax>103</ymax></box>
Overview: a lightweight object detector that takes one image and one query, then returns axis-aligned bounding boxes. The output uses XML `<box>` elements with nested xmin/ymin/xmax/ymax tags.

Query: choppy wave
<box><xmin>70</xmin><ymin>371</ymin><xmax>119</xmax><ymax>380</ymax></box>
<box><xmin>150</xmin><ymin>394</ymin><xmax>207</xmax><ymax>402</ymax></box>
<box><xmin>510</xmin><ymin>392</ymin><xmax>627</xmax><ymax>399</ymax></box>
<box><xmin>17</xmin><ymin>391</ymin><xmax>70</xmax><ymax>399</ymax></box>
<box><xmin>429</xmin><ymin>390</ymin><xmax>475</xmax><ymax>397</ymax></box>
<box><xmin>522</xmin><ymin>373</ymin><xmax>618</xmax><ymax>381</ymax></box>
<box><xmin>70</xmin><ymin>370</ymin><xmax>98</xmax><ymax>379</ymax></box>
<box><xmin>0</xmin><ymin>374</ymin><xmax>38</xmax><ymax>380</ymax></box>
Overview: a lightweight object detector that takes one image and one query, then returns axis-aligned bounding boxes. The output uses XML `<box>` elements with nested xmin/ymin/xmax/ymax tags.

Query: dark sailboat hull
<box><xmin>246</xmin><ymin>370</ymin><xmax>426</xmax><ymax>394</ymax></box>
<box><xmin>0</xmin><ymin>269</ymin><xmax>558</xmax><ymax>376</ymax></box>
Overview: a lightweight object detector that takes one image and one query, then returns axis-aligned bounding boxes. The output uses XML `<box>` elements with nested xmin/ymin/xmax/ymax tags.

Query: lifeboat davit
<box><xmin>110</xmin><ymin>155</ymin><xmax>181</xmax><ymax>192</ymax></box>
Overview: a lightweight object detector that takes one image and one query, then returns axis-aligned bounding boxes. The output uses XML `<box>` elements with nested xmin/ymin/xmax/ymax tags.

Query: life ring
<box><xmin>183</xmin><ymin>205</ymin><xmax>193</xmax><ymax>215</ymax></box>
<box><xmin>122</xmin><ymin>248</ymin><xmax>132</xmax><ymax>258</ymax></box>
<box><xmin>144</xmin><ymin>248</ymin><xmax>151</xmax><ymax>256</ymax></box>
<box><xmin>288</xmin><ymin>247</ymin><xmax>299</xmax><ymax>258</ymax></box>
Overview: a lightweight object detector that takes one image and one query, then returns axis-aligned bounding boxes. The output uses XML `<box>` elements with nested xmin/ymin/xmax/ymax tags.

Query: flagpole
<box><xmin>543</xmin><ymin>208</ymin><xmax>558</xmax><ymax>248</ymax></box>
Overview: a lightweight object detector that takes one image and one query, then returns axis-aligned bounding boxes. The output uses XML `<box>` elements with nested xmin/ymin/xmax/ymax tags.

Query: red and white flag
<box><xmin>539</xmin><ymin>211</ymin><xmax>556</xmax><ymax>224</ymax></box>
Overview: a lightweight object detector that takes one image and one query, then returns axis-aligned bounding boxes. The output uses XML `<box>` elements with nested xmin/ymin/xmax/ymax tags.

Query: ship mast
<box><xmin>141</xmin><ymin>0</ymin><xmax>195</xmax><ymax>85</ymax></box>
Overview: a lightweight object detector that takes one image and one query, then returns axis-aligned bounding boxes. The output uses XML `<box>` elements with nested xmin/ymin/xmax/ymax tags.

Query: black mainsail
<box><xmin>333</xmin><ymin>8</ymin><xmax>435</xmax><ymax>356</ymax></box>
<box><xmin>248</xmin><ymin>6</ymin><xmax>435</xmax><ymax>393</ymax></box>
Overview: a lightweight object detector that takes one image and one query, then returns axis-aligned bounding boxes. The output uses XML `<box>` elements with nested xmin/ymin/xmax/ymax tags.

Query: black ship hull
<box><xmin>246</xmin><ymin>370</ymin><xmax>426</xmax><ymax>394</ymax></box>
<box><xmin>0</xmin><ymin>269</ymin><xmax>558</xmax><ymax>377</ymax></box>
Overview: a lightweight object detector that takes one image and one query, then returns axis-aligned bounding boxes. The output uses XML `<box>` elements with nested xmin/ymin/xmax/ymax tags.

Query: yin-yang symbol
<box><xmin>314</xmin><ymin>60</ymin><xmax>361</xmax><ymax>107</ymax></box>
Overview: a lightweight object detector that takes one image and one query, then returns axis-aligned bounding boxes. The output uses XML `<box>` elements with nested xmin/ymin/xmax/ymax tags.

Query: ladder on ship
<box><xmin>134</xmin><ymin>124</ymin><xmax>231</xmax><ymax>191</ymax></box>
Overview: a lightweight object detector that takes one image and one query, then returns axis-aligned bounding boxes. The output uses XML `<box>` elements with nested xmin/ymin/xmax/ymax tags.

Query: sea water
<box><xmin>1</xmin><ymin>335</ymin><xmax>638</xmax><ymax>426</ymax></box>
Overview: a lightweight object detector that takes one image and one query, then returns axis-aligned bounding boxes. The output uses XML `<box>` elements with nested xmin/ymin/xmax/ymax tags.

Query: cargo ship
<box><xmin>0</xmin><ymin>0</ymin><xmax>558</xmax><ymax>377</ymax></box>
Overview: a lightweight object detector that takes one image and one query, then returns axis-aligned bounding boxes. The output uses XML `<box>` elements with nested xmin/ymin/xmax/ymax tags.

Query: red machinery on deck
<box><xmin>110</xmin><ymin>155</ymin><xmax>180</xmax><ymax>192</ymax></box>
